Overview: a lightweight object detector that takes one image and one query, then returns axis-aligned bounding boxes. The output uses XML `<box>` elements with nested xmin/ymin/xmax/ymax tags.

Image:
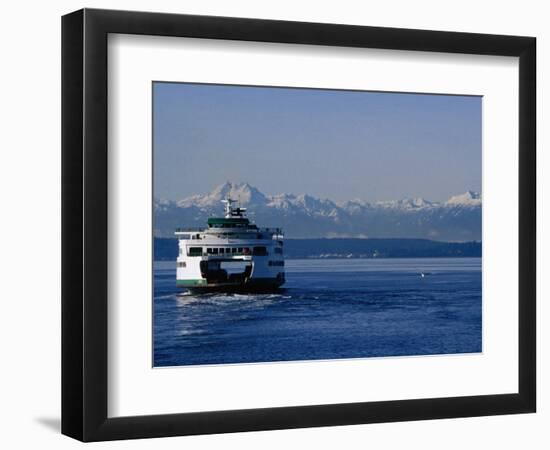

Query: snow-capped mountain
<box><xmin>154</xmin><ymin>182</ymin><xmax>481</xmax><ymax>241</ymax></box>
<box><xmin>175</xmin><ymin>182</ymin><xmax>267</xmax><ymax>208</ymax></box>
<box><xmin>445</xmin><ymin>190</ymin><xmax>482</xmax><ymax>206</ymax></box>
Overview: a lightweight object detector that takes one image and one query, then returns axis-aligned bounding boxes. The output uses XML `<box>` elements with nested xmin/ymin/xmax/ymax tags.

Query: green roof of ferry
<box><xmin>207</xmin><ymin>217</ymin><xmax>251</xmax><ymax>226</ymax></box>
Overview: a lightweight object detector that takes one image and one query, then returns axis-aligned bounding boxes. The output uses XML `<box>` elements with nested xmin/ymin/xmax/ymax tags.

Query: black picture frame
<box><xmin>62</xmin><ymin>8</ymin><xmax>536</xmax><ymax>442</ymax></box>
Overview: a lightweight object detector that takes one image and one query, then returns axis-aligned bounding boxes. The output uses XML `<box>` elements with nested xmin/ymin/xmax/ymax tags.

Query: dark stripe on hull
<box><xmin>183</xmin><ymin>277</ymin><xmax>285</xmax><ymax>294</ymax></box>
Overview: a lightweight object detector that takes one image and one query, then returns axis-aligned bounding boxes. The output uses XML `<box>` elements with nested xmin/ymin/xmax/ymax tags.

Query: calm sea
<box><xmin>153</xmin><ymin>258</ymin><xmax>481</xmax><ymax>367</ymax></box>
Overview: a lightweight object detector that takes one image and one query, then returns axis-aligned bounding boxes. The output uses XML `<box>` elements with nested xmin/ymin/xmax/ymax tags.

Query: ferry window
<box><xmin>232</xmin><ymin>248</ymin><xmax>237</xmax><ymax>253</ymax></box>
<box><xmin>220</xmin><ymin>248</ymin><xmax>225</xmax><ymax>254</ymax></box>
<box><xmin>243</xmin><ymin>247</ymin><xmax>250</xmax><ymax>255</ymax></box>
<box><xmin>274</xmin><ymin>247</ymin><xmax>283</xmax><ymax>254</ymax></box>
<box><xmin>212</xmin><ymin>248</ymin><xmax>219</xmax><ymax>254</ymax></box>
<box><xmin>253</xmin><ymin>246</ymin><xmax>267</xmax><ymax>256</ymax></box>
<box><xmin>206</xmin><ymin>248</ymin><xmax>212</xmax><ymax>254</ymax></box>
<box><xmin>188</xmin><ymin>247</ymin><xmax>202</xmax><ymax>257</ymax></box>
<box><xmin>238</xmin><ymin>247</ymin><xmax>243</xmax><ymax>253</ymax></box>
<box><xmin>268</xmin><ymin>261</ymin><xmax>284</xmax><ymax>266</ymax></box>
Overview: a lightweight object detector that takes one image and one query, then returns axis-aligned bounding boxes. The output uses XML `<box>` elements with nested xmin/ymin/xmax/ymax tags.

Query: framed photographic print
<box><xmin>61</xmin><ymin>8</ymin><xmax>536</xmax><ymax>441</ymax></box>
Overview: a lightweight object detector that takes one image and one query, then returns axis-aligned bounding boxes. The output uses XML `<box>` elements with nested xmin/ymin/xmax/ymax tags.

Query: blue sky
<box><xmin>153</xmin><ymin>82</ymin><xmax>481</xmax><ymax>202</ymax></box>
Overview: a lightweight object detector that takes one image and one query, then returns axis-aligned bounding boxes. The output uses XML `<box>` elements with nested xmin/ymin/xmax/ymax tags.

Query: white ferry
<box><xmin>175</xmin><ymin>199</ymin><xmax>285</xmax><ymax>292</ymax></box>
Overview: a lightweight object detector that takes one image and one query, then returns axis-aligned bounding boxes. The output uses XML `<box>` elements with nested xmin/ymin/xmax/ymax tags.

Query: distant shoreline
<box><xmin>154</xmin><ymin>256</ymin><xmax>482</xmax><ymax>263</ymax></box>
<box><xmin>154</xmin><ymin>237</ymin><xmax>481</xmax><ymax>261</ymax></box>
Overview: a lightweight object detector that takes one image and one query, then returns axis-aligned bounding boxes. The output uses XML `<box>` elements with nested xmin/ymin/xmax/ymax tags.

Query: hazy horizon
<box><xmin>154</xmin><ymin>82</ymin><xmax>481</xmax><ymax>203</ymax></box>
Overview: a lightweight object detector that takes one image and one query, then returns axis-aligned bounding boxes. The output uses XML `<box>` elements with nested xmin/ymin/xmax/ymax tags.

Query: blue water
<box><xmin>153</xmin><ymin>258</ymin><xmax>481</xmax><ymax>367</ymax></box>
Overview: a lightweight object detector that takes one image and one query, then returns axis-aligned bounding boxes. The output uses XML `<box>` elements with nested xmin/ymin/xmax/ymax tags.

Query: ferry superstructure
<box><xmin>175</xmin><ymin>199</ymin><xmax>285</xmax><ymax>292</ymax></box>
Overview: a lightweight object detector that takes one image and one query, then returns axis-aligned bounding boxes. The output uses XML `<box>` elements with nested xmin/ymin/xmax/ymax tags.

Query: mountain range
<box><xmin>154</xmin><ymin>182</ymin><xmax>481</xmax><ymax>241</ymax></box>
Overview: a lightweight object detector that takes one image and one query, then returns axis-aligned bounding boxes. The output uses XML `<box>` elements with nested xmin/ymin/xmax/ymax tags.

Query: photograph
<box><xmin>152</xmin><ymin>82</ymin><xmax>482</xmax><ymax>367</ymax></box>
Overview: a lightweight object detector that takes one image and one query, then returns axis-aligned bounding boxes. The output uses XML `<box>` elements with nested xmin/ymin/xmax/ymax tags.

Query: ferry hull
<box><xmin>178</xmin><ymin>276</ymin><xmax>285</xmax><ymax>294</ymax></box>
